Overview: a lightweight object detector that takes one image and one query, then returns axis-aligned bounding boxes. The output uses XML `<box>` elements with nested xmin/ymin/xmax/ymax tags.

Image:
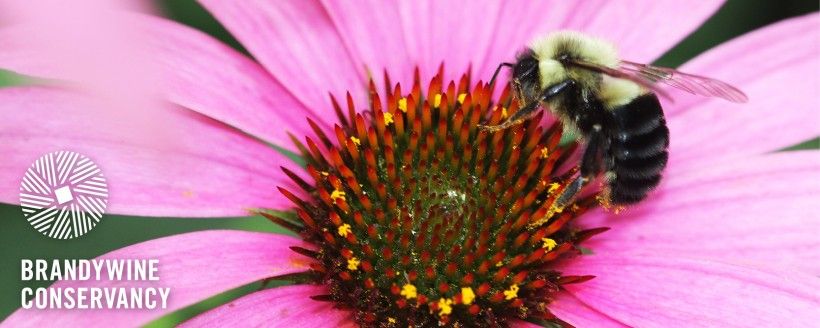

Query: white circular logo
<box><xmin>19</xmin><ymin>151</ymin><xmax>108</xmax><ymax>239</ymax></box>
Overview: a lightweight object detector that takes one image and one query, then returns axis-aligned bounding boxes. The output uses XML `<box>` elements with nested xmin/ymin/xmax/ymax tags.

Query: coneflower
<box><xmin>274</xmin><ymin>68</ymin><xmax>605</xmax><ymax>326</ymax></box>
<box><xmin>0</xmin><ymin>1</ymin><xmax>818</xmax><ymax>327</ymax></box>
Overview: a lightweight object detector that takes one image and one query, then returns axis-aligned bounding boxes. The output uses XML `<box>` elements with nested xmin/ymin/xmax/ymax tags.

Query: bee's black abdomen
<box><xmin>611</xmin><ymin>127</ymin><xmax>670</xmax><ymax>160</ymax></box>
<box><xmin>607</xmin><ymin>94</ymin><xmax>669</xmax><ymax>205</ymax></box>
<box><xmin>609</xmin><ymin>174</ymin><xmax>663</xmax><ymax>204</ymax></box>
<box><xmin>612</xmin><ymin>95</ymin><xmax>665</xmax><ymax>136</ymax></box>
<box><xmin>614</xmin><ymin>151</ymin><xmax>668</xmax><ymax>179</ymax></box>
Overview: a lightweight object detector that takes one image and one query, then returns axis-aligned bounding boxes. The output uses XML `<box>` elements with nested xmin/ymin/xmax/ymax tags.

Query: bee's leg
<box><xmin>480</xmin><ymin>79</ymin><xmax>578</xmax><ymax>132</ymax></box>
<box><xmin>541</xmin><ymin>79</ymin><xmax>577</xmax><ymax>100</ymax></box>
<box><xmin>478</xmin><ymin>100</ymin><xmax>541</xmax><ymax>132</ymax></box>
<box><xmin>554</xmin><ymin>126</ymin><xmax>606</xmax><ymax>209</ymax></box>
<box><xmin>489</xmin><ymin>62</ymin><xmax>514</xmax><ymax>88</ymax></box>
<box><xmin>580</xmin><ymin>125</ymin><xmax>607</xmax><ymax>177</ymax></box>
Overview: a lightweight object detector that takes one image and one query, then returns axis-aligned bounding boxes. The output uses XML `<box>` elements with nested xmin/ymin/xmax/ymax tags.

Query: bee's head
<box><xmin>510</xmin><ymin>50</ymin><xmax>541</xmax><ymax>103</ymax></box>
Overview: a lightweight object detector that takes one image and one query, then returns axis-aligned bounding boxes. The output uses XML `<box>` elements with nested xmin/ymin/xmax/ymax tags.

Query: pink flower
<box><xmin>1</xmin><ymin>1</ymin><xmax>819</xmax><ymax>327</ymax></box>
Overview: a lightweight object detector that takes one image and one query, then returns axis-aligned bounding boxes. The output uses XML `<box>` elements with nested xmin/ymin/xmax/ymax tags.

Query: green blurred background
<box><xmin>1</xmin><ymin>0</ymin><xmax>817</xmax><ymax>326</ymax></box>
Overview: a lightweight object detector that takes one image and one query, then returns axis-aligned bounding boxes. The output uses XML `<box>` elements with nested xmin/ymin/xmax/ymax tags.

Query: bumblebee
<box><xmin>481</xmin><ymin>31</ymin><xmax>747</xmax><ymax>210</ymax></box>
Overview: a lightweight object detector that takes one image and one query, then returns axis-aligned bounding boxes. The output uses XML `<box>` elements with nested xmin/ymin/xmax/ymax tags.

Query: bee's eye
<box><xmin>519</xmin><ymin>67</ymin><xmax>536</xmax><ymax>78</ymax></box>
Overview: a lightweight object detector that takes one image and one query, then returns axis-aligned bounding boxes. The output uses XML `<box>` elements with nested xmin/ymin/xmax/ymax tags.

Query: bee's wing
<box><xmin>568</xmin><ymin>59</ymin><xmax>748</xmax><ymax>103</ymax></box>
<box><xmin>618</xmin><ymin>60</ymin><xmax>748</xmax><ymax>103</ymax></box>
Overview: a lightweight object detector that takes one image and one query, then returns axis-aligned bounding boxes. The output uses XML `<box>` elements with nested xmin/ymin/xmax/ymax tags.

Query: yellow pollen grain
<box><xmin>503</xmin><ymin>284</ymin><xmax>519</xmax><ymax>300</ymax></box>
<box><xmin>347</xmin><ymin>257</ymin><xmax>360</xmax><ymax>271</ymax></box>
<box><xmin>531</xmin><ymin>204</ymin><xmax>564</xmax><ymax>229</ymax></box>
<box><xmin>438</xmin><ymin>298</ymin><xmax>453</xmax><ymax>316</ymax></box>
<box><xmin>457</xmin><ymin>93</ymin><xmax>467</xmax><ymax>104</ymax></box>
<box><xmin>320</xmin><ymin>171</ymin><xmax>329</xmax><ymax>176</ymax></box>
<box><xmin>383</xmin><ymin>112</ymin><xmax>394</xmax><ymax>125</ymax></box>
<box><xmin>387</xmin><ymin>317</ymin><xmax>396</xmax><ymax>324</ymax></box>
<box><xmin>542</xmin><ymin>203</ymin><xmax>565</xmax><ymax>221</ymax></box>
<box><xmin>541</xmin><ymin>238</ymin><xmax>558</xmax><ymax>251</ymax></box>
<box><xmin>540</xmin><ymin>147</ymin><xmax>550</xmax><ymax>159</ymax></box>
<box><xmin>337</xmin><ymin>223</ymin><xmax>352</xmax><ymax>237</ymax></box>
<box><xmin>548</xmin><ymin>182</ymin><xmax>561</xmax><ymax>194</ymax></box>
<box><xmin>495</xmin><ymin>261</ymin><xmax>503</xmax><ymax>267</ymax></box>
<box><xmin>461</xmin><ymin>287</ymin><xmax>476</xmax><ymax>305</ymax></box>
<box><xmin>398</xmin><ymin>97</ymin><xmax>408</xmax><ymax>113</ymax></box>
<box><xmin>330</xmin><ymin>189</ymin><xmax>346</xmax><ymax>202</ymax></box>
<box><xmin>501</xmin><ymin>107</ymin><xmax>508</xmax><ymax>119</ymax></box>
<box><xmin>400</xmin><ymin>284</ymin><xmax>417</xmax><ymax>299</ymax></box>
<box><xmin>433</xmin><ymin>94</ymin><xmax>442</xmax><ymax>107</ymax></box>
<box><xmin>350</xmin><ymin>136</ymin><xmax>361</xmax><ymax>146</ymax></box>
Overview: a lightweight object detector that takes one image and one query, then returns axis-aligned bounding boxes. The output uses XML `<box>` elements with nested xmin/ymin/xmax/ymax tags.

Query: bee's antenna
<box><xmin>489</xmin><ymin>62</ymin><xmax>514</xmax><ymax>88</ymax></box>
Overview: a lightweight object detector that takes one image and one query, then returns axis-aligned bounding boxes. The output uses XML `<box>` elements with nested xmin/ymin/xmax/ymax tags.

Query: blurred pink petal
<box><xmin>561</xmin><ymin>254</ymin><xmax>820</xmax><ymax>327</ymax></box>
<box><xmin>129</xmin><ymin>14</ymin><xmax>323</xmax><ymax>149</ymax></box>
<box><xmin>668</xmin><ymin>13</ymin><xmax>819</xmax><ymax>115</ymax></box>
<box><xmin>479</xmin><ymin>0</ymin><xmax>725</xmax><ymax>79</ymax></box>
<box><xmin>0</xmin><ymin>0</ymin><xmax>152</xmax><ymax>26</ymax></box>
<box><xmin>180</xmin><ymin>285</ymin><xmax>354</xmax><ymax>328</ymax></box>
<box><xmin>0</xmin><ymin>87</ymin><xmax>300</xmax><ymax>217</ymax></box>
<box><xmin>0</xmin><ymin>14</ymin><xmax>319</xmax><ymax>150</ymax></box>
<box><xmin>198</xmin><ymin>0</ymin><xmax>366</xmax><ymax>122</ymax></box>
<box><xmin>2</xmin><ymin>230</ymin><xmax>312</xmax><ymax>328</ymax></box>
<box><xmin>665</xmin><ymin>14</ymin><xmax>819</xmax><ymax>168</ymax></box>
<box><xmin>0</xmin><ymin>0</ymin><xmax>163</xmax><ymax>133</ymax></box>
<box><xmin>549</xmin><ymin>292</ymin><xmax>628</xmax><ymax>327</ymax></box>
<box><xmin>583</xmin><ymin>151</ymin><xmax>820</xmax><ymax>274</ymax></box>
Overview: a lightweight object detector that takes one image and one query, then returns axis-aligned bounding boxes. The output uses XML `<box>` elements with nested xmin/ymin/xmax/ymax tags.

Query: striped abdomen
<box><xmin>607</xmin><ymin>93</ymin><xmax>669</xmax><ymax>205</ymax></box>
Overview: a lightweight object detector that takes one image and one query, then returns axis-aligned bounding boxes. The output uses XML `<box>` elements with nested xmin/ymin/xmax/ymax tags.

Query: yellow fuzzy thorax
<box><xmin>530</xmin><ymin>31</ymin><xmax>644</xmax><ymax>110</ymax></box>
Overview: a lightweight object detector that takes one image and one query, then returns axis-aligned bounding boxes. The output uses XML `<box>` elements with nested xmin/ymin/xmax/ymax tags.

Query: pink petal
<box><xmin>318</xmin><ymin>0</ymin><xmax>414</xmax><ymax>88</ymax></box>
<box><xmin>180</xmin><ymin>285</ymin><xmax>355</xmax><ymax>327</ymax></box>
<box><xmin>0</xmin><ymin>14</ymin><xmax>316</xmax><ymax>150</ymax></box>
<box><xmin>668</xmin><ymin>13</ymin><xmax>819</xmax><ymax>115</ymax></box>
<box><xmin>561</xmin><ymin>254</ymin><xmax>820</xmax><ymax>327</ymax></box>
<box><xmin>665</xmin><ymin>14</ymin><xmax>819</xmax><ymax>167</ymax></box>
<box><xmin>479</xmin><ymin>0</ymin><xmax>725</xmax><ymax>79</ymax></box>
<box><xmin>319</xmin><ymin>1</ymin><xmax>722</xmax><ymax>88</ymax></box>
<box><xmin>568</xmin><ymin>0</ymin><xmax>724</xmax><ymax>61</ymax></box>
<box><xmin>549</xmin><ymin>292</ymin><xmax>629</xmax><ymax>328</ymax></box>
<box><xmin>2</xmin><ymin>230</ymin><xmax>313</xmax><ymax>328</ymax></box>
<box><xmin>477</xmin><ymin>1</ymin><xmax>581</xmax><ymax>80</ymax></box>
<box><xmin>321</xmin><ymin>0</ymin><xmax>507</xmax><ymax>86</ymax></box>
<box><xmin>582</xmin><ymin>151</ymin><xmax>820</xmax><ymax>274</ymax></box>
<box><xmin>0</xmin><ymin>87</ymin><xmax>302</xmax><ymax>217</ymax></box>
<box><xmin>131</xmin><ymin>14</ymin><xmax>322</xmax><ymax>149</ymax></box>
<box><xmin>396</xmin><ymin>0</ymin><xmax>503</xmax><ymax>83</ymax></box>
<box><xmin>198</xmin><ymin>0</ymin><xmax>366</xmax><ymax>121</ymax></box>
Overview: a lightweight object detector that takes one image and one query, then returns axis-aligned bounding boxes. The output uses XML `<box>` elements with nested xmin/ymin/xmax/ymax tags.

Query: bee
<box><xmin>481</xmin><ymin>31</ymin><xmax>747</xmax><ymax>210</ymax></box>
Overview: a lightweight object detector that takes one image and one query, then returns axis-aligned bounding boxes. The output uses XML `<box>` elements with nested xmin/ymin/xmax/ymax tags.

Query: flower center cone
<box><xmin>270</xmin><ymin>66</ymin><xmax>609</xmax><ymax>327</ymax></box>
